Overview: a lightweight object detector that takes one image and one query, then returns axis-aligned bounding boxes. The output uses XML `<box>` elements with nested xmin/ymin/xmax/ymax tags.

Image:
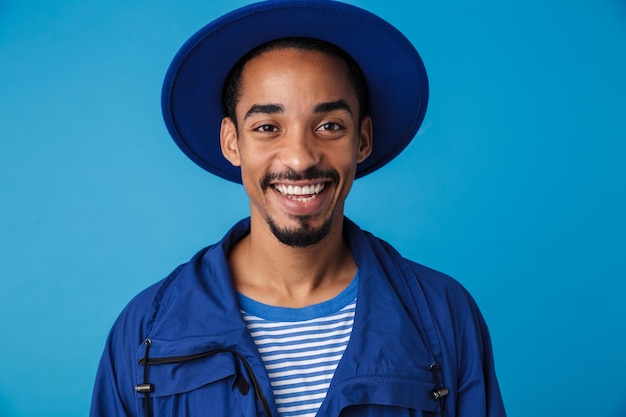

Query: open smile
<box><xmin>272</xmin><ymin>183</ymin><xmax>326</xmax><ymax>203</ymax></box>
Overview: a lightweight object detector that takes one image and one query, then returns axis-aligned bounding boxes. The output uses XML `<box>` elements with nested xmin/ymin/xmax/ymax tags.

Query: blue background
<box><xmin>1</xmin><ymin>0</ymin><xmax>625</xmax><ymax>416</ymax></box>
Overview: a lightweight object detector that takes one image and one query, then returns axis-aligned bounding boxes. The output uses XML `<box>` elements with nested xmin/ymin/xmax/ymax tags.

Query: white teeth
<box><xmin>274</xmin><ymin>183</ymin><xmax>325</xmax><ymax>199</ymax></box>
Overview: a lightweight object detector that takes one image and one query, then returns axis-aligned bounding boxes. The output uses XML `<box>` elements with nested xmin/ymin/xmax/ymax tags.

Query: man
<box><xmin>90</xmin><ymin>1</ymin><xmax>506</xmax><ymax>416</ymax></box>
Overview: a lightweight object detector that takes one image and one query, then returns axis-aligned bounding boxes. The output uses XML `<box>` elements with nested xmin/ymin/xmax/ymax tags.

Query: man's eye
<box><xmin>254</xmin><ymin>124</ymin><xmax>279</xmax><ymax>132</ymax></box>
<box><xmin>318</xmin><ymin>122</ymin><xmax>343</xmax><ymax>131</ymax></box>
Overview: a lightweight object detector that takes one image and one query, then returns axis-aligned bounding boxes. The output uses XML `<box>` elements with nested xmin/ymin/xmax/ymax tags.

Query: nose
<box><xmin>278</xmin><ymin>128</ymin><xmax>321</xmax><ymax>173</ymax></box>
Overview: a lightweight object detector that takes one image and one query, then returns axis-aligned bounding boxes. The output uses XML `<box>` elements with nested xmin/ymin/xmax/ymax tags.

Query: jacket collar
<box><xmin>144</xmin><ymin>217</ymin><xmax>441</xmax><ymax>412</ymax></box>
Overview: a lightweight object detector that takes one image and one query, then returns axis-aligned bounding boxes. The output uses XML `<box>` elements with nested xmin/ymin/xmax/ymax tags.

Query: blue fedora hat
<box><xmin>162</xmin><ymin>0</ymin><xmax>428</xmax><ymax>183</ymax></box>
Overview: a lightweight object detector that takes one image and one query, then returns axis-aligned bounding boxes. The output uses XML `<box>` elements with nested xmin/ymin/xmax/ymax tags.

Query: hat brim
<box><xmin>162</xmin><ymin>0</ymin><xmax>428</xmax><ymax>183</ymax></box>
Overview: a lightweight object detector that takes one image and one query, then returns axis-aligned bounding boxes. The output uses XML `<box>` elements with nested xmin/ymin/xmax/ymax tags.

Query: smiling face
<box><xmin>220</xmin><ymin>47</ymin><xmax>372</xmax><ymax>247</ymax></box>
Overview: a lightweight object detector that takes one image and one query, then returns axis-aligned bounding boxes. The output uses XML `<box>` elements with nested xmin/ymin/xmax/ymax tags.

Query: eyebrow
<box><xmin>244</xmin><ymin>104</ymin><xmax>283</xmax><ymax>120</ymax></box>
<box><xmin>314</xmin><ymin>99</ymin><xmax>353</xmax><ymax>116</ymax></box>
<box><xmin>243</xmin><ymin>99</ymin><xmax>353</xmax><ymax>121</ymax></box>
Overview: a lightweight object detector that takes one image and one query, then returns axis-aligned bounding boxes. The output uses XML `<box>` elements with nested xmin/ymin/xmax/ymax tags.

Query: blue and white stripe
<box><xmin>239</xmin><ymin>275</ymin><xmax>358</xmax><ymax>417</ymax></box>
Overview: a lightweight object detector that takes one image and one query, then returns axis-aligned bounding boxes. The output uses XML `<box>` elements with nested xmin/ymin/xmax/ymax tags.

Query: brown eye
<box><xmin>318</xmin><ymin>122</ymin><xmax>343</xmax><ymax>131</ymax></box>
<box><xmin>254</xmin><ymin>124</ymin><xmax>279</xmax><ymax>132</ymax></box>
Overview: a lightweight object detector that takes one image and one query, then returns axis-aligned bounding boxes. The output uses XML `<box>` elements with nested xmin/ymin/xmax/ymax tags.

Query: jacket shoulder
<box><xmin>104</xmin><ymin>262</ymin><xmax>185</xmax><ymax>353</ymax></box>
<box><xmin>404</xmin><ymin>258</ymin><xmax>485</xmax><ymax>319</ymax></box>
<box><xmin>406</xmin><ymin>260</ymin><xmax>470</xmax><ymax>296</ymax></box>
<box><xmin>369</xmin><ymin>232</ymin><xmax>474</xmax><ymax>307</ymax></box>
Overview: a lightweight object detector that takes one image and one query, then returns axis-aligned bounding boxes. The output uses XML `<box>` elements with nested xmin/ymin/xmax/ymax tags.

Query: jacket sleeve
<box><xmin>454</xmin><ymin>298</ymin><xmax>506</xmax><ymax>417</ymax></box>
<box><xmin>90</xmin><ymin>283</ymin><xmax>161</xmax><ymax>417</ymax></box>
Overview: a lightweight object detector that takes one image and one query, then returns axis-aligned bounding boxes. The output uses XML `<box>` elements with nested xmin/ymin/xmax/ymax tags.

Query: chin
<box><xmin>267</xmin><ymin>215</ymin><xmax>333</xmax><ymax>248</ymax></box>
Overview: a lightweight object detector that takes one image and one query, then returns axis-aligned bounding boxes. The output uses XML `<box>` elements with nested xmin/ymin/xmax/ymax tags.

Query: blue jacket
<box><xmin>90</xmin><ymin>218</ymin><xmax>506</xmax><ymax>417</ymax></box>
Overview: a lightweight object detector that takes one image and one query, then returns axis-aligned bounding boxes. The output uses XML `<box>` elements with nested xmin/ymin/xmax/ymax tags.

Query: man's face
<box><xmin>220</xmin><ymin>47</ymin><xmax>372</xmax><ymax>247</ymax></box>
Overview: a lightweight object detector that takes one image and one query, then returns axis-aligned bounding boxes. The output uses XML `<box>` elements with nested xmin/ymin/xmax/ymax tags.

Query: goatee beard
<box><xmin>267</xmin><ymin>214</ymin><xmax>333</xmax><ymax>248</ymax></box>
<box><xmin>261</xmin><ymin>166</ymin><xmax>339</xmax><ymax>247</ymax></box>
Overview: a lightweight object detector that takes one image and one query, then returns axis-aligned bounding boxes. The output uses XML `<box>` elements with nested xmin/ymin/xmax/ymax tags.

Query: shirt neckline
<box><xmin>238</xmin><ymin>271</ymin><xmax>359</xmax><ymax>322</ymax></box>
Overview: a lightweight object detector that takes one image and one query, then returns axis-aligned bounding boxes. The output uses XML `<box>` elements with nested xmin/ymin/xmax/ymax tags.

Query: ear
<box><xmin>220</xmin><ymin>117</ymin><xmax>241</xmax><ymax>167</ymax></box>
<box><xmin>357</xmin><ymin>115</ymin><xmax>373</xmax><ymax>163</ymax></box>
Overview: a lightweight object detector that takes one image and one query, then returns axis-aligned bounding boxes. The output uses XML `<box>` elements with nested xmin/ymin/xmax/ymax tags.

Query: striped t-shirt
<box><xmin>239</xmin><ymin>274</ymin><xmax>358</xmax><ymax>417</ymax></box>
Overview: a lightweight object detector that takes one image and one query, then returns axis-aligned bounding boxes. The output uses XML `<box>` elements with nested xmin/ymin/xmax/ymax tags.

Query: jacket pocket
<box><xmin>134</xmin><ymin>338</ymin><xmax>244</xmax><ymax>397</ymax></box>
<box><xmin>325</xmin><ymin>375</ymin><xmax>443</xmax><ymax>415</ymax></box>
<box><xmin>133</xmin><ymin>339</ymin><xmax>273</xmax><ymax>417</ymax></box>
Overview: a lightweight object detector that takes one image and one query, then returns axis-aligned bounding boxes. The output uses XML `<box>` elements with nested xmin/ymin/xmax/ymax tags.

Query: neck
<box><xmin>228</xmin><ymin>214</ymin><xmax>356</xmax><ymax>308</ymax></box>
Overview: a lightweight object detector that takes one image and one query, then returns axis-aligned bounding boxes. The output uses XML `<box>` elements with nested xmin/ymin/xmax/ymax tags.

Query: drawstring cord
<box><xmin>430</xmin><ymin>363</ymin><xmax>449</xmax><ymax>416</ymax></box>
<box><xmin>135</xmin><ymin>340</ymin><xmax>272</xmax><ymax>417</ymax></box>
<box><xmin>136</xmin><ymin>339</ymin><xmax>445</xmax><ymax>417</ymax></box>
<box><xmin>135</xmin><ymin>339</ymin><xmax>154</xmax><ymax>417</ymax></box>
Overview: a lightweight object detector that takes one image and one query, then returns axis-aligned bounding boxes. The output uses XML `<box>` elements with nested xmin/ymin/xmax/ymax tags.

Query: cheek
<box><xmin>336</xmin><ymin>149</ymin><xmax>360</xmax><ymax>175</ymax></box>
<box><xmin>239</xmin><ymin>167</ymin><xmax>260</xmax><ymax>196</ymax></box>
<box><xmin>237</xmin><ymin>148</ymin><xmax>261</xmax><ymax>178</ymax></box>
<box><xmin>238</xmin><ymin>157</ymin><xmax>271</xmax><ymax>198</ymax></box>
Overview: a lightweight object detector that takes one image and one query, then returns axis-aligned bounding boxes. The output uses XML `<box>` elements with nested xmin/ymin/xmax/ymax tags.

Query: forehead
<box><xmin>245</xmin><ymin>47</ymin><xmax>350</xmax><ymax>77</ymax></box>
<box><xmin>238</xmin><ymin>47</ymin><xmax>356</xmax><ymax>102</ymax></box>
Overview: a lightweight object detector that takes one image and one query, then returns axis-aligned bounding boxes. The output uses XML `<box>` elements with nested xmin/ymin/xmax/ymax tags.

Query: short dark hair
<box><xmin>221</xmin><ymin>37</ymin><xmax>369</xmax><ymax>128</ymax></box>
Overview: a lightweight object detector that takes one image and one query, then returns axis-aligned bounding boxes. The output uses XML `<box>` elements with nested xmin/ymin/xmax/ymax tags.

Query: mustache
<box><xmin>261</xmin><ymin>167</ymin><xmax>340</xmax><ymax>190</ymax></box>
